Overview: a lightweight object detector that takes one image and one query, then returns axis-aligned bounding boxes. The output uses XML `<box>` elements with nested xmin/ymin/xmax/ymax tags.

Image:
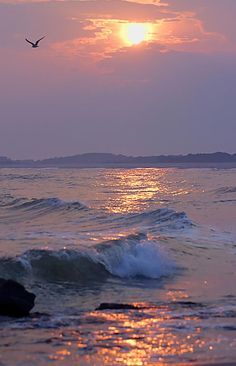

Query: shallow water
<box><xmin>0</xmin><ymin>167</ymin><xmax>235</xmax><ymax>365</ymax></box>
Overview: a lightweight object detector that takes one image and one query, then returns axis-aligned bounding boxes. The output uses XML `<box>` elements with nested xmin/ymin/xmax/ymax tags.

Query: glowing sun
<box><xmin>122</xmin><ymin>23</ymin><xmax>150</xmax><ymax>45</ymax></box>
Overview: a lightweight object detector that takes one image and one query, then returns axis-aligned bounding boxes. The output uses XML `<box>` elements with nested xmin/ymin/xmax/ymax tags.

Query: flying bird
<box><xmin>25</xmin><ymin>36</ymin><xmax>46</xmax><ymax>48</ymax></box>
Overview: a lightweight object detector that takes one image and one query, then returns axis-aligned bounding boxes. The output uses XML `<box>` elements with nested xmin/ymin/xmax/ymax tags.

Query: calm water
<box><xmin>0</xmin><ymin>167</ymin><xmax>236</xmax><ymax>365</ymax></box>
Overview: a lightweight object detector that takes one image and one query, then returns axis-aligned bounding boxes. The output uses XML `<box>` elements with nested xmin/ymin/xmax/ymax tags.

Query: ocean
<box><xmin>0</xmin><ymin>167</ymin><xmax>235</xmax><ymax>365</ymax></box>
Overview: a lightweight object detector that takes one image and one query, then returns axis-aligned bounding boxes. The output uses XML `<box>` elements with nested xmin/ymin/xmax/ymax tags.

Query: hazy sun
<box><xmin>122</xmin><ymin>23</ymin><xmax>150</xmax><ymax>45</ymax></box>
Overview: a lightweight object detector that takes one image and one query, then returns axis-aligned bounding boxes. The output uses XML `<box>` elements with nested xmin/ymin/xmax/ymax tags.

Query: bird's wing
<box><xmin>35</xmin><ymin>36</ymin><xmax>46</xmax><ymax>45</ymax></box>
<box><xmin>25</xmin><ymin>38</ymin><xmax>35</xmax><ymax>46</ymax></box>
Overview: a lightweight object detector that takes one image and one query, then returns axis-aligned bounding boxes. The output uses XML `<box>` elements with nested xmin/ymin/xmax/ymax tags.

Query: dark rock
<box><xmin>96</xmin><ymin>303</ymin><xmax>138</xmax><ymax>311</ymax></box>
<box><xmin>0</xmin><ymin>278</ymin><xmax>36</xmax><ymax>317</ymax></box>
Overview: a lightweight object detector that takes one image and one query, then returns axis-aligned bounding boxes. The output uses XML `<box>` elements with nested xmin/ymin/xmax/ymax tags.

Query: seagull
<box><xmin>25</xmin><ymin>36</ymin><xmax>46</xmax><ymax>48</ymax></box>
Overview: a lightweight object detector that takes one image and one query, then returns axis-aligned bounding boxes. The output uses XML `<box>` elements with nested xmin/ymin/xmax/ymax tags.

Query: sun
<box><xmin>122</xmin><ymin>23</ymin><xmax>150</xmax><ymax>45</ymax></box>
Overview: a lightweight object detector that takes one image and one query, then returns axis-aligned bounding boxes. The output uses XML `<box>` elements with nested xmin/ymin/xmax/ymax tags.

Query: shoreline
<box><xmin>1</xmin><ymin>162</ymin><xmax>236</xmax><ymax>169</ymax></box>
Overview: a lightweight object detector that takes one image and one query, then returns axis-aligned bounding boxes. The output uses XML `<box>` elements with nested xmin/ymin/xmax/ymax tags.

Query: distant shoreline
<box><xmin>0</xmin><ymin>152</ymin><xmax>236</xmax><ymax>169</ymax></box>
<box><xmin>1</xmin><ymin>162</ymin><xmax>236</xmax><ymax>169</ymax></box>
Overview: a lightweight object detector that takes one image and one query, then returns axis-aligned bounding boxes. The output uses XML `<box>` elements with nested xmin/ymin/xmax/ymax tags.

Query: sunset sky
<box><xmin>0</xmin><ymin>0</ymin><xmax>236</xmax><ymax>159</ymax></box>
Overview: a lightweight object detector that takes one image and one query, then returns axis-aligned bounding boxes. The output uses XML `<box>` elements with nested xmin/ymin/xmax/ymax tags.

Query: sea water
<box><xmin>0</xmin><ymin>167</ymin><xmax>235</xmax><ymax>365</ymax></box>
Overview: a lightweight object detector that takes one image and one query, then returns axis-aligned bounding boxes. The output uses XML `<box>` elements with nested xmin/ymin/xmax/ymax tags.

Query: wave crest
<box><xmin>124</xmin><ymin>208</ymin><xmax>194</xmax><ymax>231</ymax></box>
<box><xmin>97</xmin><ymin>236</ymin><xmax>175</xmax><ymax>278</ymax></box>
<box><xmin>0</xmin><ymin>236</ymin><xmax>175</xmax><ymax>283</ymax></box>
<box><xmin>1</xmin><ymin>197</ymin><xmax>87</xmax><ymax>212</ymax></box>
<box><xmin>215</xmin><ymin>186</ymin><xmax>236</xmax><ymax>194</ymax></box>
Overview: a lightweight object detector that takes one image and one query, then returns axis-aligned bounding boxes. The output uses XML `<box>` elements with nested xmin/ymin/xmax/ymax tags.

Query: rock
<box><xmin>96</xmin><ymin>303</ymin><xmax>138</xmax><ymax>311</ymax></box>
<box><xmin>0</xmin><ymin>279</ymin><xmax>36</xmax><ymax>317</ymax></box>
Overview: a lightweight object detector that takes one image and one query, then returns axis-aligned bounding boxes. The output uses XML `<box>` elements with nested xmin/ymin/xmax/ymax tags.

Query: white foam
<box><xmin>97</xmin><ymin>240</ymin><xmax>175</xmax><ymax>279</ymax></box>
<box><xmin>0</xmin><ymin>238</ymin><xmax>176</xmax><ymax>282</ymax></box>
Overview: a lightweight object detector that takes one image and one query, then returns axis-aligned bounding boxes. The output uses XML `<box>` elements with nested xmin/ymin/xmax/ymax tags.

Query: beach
<box><xmin>0</xmin><ymin>167</ymin><xmax>235</xmax><ymax>365</ymax></box>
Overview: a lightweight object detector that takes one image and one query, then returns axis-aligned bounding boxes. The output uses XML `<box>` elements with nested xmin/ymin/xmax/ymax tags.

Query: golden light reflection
<box><xmin>41</xmin><ymin>304</ymin><xmax>230</xmax><ymax>366</ymax></box>
<box><xmin>81</xmin><ymin>309</ymin><xmax>205</xmax><ymax>365</ymax></box>
<box><xmin>165</xmin><ymin>290</ymin><xmax>189</xmax><ymax>302</ymax></box>
<box><xmin>48</xmin><ymin>348</ymin><xmax>71</xmax><ymax>361</ymax></box>
<box><xmin>103</xmin><ymin>168</ymin><xmax>191</xmax><ymax>214</ymax></box>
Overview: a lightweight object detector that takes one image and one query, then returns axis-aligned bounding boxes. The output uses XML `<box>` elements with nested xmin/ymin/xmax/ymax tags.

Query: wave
<box><xmin>96</xmin><ymin>234</ymin><xmax>175</xmax><ymax>278</ymax></box>
<box><xmin>0</xmin><ymin>236</ymin><xmax>175</xmax><ymax>283</ymax></box>
<box><xmin>0</xmin><ymin>197</ymin><xmax>87</xmax><ymax>213</ymax></box>
<box><xmin>1</xmin><ymin>193</ymin><xmax>194</xmax><ymax>234</ymax></box>
<box><xmin>0</xmin><ymin>173</ymin><xmax>50</xmax><ymax>181</ymax></box>
<box><xmin>215</xmin><ymin>186</ymin><xmax>236</xmax><ymax>195</ymax></box>
<box><xmin>118</xmin><ymin>208</ymin><xmax>194</xmax><ymax>231</ymax></box>
<box><xmin>0</xmin><ymin>193</ymin><xmax>194</xmax><ymax>248</ymax></box>
<box><xmin>214</xmin><ymin>199</ymin><xmax>236</xmax><ymax>203</ymax></box>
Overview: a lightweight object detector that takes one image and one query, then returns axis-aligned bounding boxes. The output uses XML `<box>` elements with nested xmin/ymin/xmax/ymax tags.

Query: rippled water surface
<box><xmin>0</xmin><ymin>167</ymin><xmax>235</xmax><ymax>365</ymax></box>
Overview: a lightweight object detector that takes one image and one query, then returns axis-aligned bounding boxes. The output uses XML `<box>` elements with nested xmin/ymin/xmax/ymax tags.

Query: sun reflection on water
<box><xmin>102</xmin><ymin>169</ymin><xmax>191</xmax><ymax>213</ymax></box>
<box><xmin>46</xmin><ymin>306</ymin><xmax>212</xmax><ymax>365</ymax></box>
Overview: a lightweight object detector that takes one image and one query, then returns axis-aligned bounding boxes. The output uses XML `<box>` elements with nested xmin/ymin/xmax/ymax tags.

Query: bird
<box><xmin>25</xmin><ymin>36</ymin><xmax>46</xmax><ymax>48</ymax></box>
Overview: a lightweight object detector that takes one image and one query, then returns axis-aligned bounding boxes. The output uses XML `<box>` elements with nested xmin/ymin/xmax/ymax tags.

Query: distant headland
<box><xmin>0</xmin><ymin>152</ymin><xmax>236</xmax><ymax>168</ymax></box>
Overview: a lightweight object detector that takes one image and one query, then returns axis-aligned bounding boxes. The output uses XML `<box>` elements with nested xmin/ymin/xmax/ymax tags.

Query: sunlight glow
<box><xmin>122</xmin><ymin>23</ymin><xmax>150</xmax><ymax>45</ymax></box>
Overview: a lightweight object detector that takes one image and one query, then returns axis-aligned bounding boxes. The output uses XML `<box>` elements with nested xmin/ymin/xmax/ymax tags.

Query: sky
<box><xmin>0</xmin><ymin>0</ymin><xmax>236</xmax><ymax>159</ymax></box>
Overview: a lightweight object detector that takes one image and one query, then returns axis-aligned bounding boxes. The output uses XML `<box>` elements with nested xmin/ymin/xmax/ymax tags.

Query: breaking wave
<box><xmin>0</xmin><ymin>236</ymin><xmax>175</xmax><ymax>283</ymax></box>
